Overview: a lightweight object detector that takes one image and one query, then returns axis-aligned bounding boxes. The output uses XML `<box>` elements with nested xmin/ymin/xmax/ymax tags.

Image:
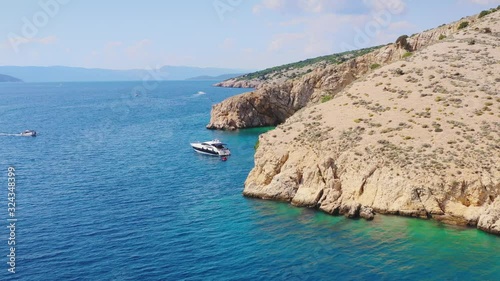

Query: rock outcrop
<box><xmin>207</xmin><ymin>15</ymin><xmax>464</xmax><ymax>130</ymax></box>
<box><xmin>214</xmin><ymin>79</ymin><xmax>262</xmax><ymax>89</ymax></box>
<box><xmin>242</xmin><ymin>11</ymin><xmax>500</xmax><ymax>235</ymax></box>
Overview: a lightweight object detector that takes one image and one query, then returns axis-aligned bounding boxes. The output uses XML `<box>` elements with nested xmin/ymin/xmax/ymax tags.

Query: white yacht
<box><xmin>20</xmin><ymin>130</ymin><xmax>37</xmax><ymax>137</ymax></box>
<box><xmin>190</xmin><ymin>139</ymin><xmax>230</xmax><ymax>156</ymax></box>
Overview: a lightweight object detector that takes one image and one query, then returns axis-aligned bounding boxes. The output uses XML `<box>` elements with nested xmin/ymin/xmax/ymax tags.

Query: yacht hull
<box><xmin>190</xmin><ymin>141</ymin><xmax>231</xmax><ymax>156</ymax></box>
<box><xmin>191</xmin><ymin>145</ymin><xmax>221</xmax><ymax>156</ymax></box>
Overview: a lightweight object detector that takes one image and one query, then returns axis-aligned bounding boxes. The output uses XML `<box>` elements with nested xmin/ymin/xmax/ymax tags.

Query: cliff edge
<box><xmin>207</xmin><ymin>15</ymin><xmax>469</xmax><ymax>130</ymax></box>
<box><xmin>244</xmin><ymin>11</ymin><xmax>500</xmax><ymax>234</ymax></box>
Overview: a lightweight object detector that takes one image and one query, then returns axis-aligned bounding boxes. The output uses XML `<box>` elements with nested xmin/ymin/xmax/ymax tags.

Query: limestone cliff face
<box><xmin>244</xmin><ymin>11</ymin><xmax>500</xmax><ymax>235</ymax></box>
<box><xmin>213</xmin><ymin>79</ymin><xmax>262</xmax><ymax>89</ymax></box>
<box><xmin>207</xmin><ymin>84</ymin><xmax>294</xmax><ymax>130</ymax></box>
<box><xmin>207</xmin><ymin>16</ymin><xmax>463</xmax><ymax>130</ymax></box>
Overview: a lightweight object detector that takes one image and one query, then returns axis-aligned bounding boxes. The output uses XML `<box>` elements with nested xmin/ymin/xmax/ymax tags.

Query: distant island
<box><xmin>0</xmin><ymin>65</ymin><xmax>252</xmax><ymax>83</ymax></box>
<box><xmin>0</xmin><ymin>74</ymin><xmax>22</xmax><ymax>82</ymax></box>
<box><xmin>186</xmin><ymin>73</ymin><xmax>244</xmax><ymax>81</ymax></box>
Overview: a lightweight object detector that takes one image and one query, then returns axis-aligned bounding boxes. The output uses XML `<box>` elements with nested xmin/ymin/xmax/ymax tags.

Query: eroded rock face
<box><xmin>207</xmin><ymin>84</ymin><xmax>295</xmax><ymax>130</ymax></box>
<box><xmin>243</xmin><ymin>11</ymin><xmax>500</xmax><ymax>235</ymax></box>
<box><xmin>213</xmin><ymin>79</ymin><xmax>262</xmax><ymax>89</ymax></box>
<box><xmin>207</xmin><ymin>16</ymin><xmax>462</xmax><ymax>130</ymax></box>
<box><xmin>246</xmin><ymin>134</ymin><xmax>498</xmax><ymax>234</ymax></box>
<box><xmin>477</xmin><ymin>195</ymin><xmax>500</xmax><ymax>235</ymax></box>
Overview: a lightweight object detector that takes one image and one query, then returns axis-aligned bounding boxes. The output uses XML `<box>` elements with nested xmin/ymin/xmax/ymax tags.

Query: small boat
<box><xmin>190</xmin><ymin>139</ymin><xmax>230</xmax><ymax>156</ymax></box>
<box><xmin>20</xmin><ymin>130</ymin><xmax>37</xmax><ymax>137</ymax></box>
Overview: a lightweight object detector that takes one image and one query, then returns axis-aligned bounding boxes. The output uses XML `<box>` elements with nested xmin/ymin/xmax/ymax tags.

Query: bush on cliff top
<box><xmin>236</xmin><ymin>46</ymin><xmax>383</xmax><ymax>81</ymax></box>
<box><xmin>479</xmin><ymin>10</ymin><xmax>491</xmax><ymax>18</ymax></box>
<box><xmin>458</xmin><ymin>21</ymin><xmax>469</xmax><ymax>30</ymax></box>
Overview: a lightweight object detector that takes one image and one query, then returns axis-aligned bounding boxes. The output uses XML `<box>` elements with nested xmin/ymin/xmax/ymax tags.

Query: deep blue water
<box><xmin>0</xmin><ymin>81</ymin><xmax>498</xmax><ymax>281</ymax></box>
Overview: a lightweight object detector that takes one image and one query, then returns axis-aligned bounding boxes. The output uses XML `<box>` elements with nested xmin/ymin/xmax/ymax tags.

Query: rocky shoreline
<box><xmin>207</xmin><ymin>17</ymin><xmax>464</xmax><ymax>130</ymax></box>
<box><xmin>213</xmin><ymin>79</ymin><xmax>262</xmax><ymax>89</ymax></box>
<box><xmin>210</xmin><ymin>11</ymin><xmax>500</xmax><ymax>235</ymax></box>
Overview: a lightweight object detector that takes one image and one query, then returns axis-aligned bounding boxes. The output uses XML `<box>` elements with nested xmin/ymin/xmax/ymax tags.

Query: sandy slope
<box><xmin>243</xmin><ymin>11</ymin><xmax>500</xmax><ymax>234</ymax></box>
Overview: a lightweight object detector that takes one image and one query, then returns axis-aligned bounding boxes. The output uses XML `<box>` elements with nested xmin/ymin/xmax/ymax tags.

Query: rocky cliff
<box><xmin>214</xmin><ymin>79</ymin><xmax>262</xmax><ymax>89</ymax></box>
<box><xmin>207</xmin><ymin>15</ymin><xmax>471</xmax><ymax>130</ymax></box>
<box><xmin>243</xmin><ymin>11</ymin><xmax>500</xmax><ymax>235</ymax></box>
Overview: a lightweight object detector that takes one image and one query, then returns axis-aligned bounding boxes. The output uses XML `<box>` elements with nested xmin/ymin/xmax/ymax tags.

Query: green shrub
<box><xmin>370</xmin><ymin>63</ymin><xmax>381</xmax><ymax>70</ymax></box>
<box><xmin>438</xmin><ymin>34</ymin><xmax>446</xmax><ymax>40</ymax></box>
<box><xmin>478</xmin><ymin>10</ymin><xmax>491</xmax><ymax>18</ymax></box>
<box><xmin>458</xmin><ymin>21</ymin><xmax>469</xmax><ymax>30</ymax></box>
<box><xmin>236</xmin><ymin>46</ymin><xmax>383</xmax><ymax>81</ymax></box>
<box><xmin>321</xmin><ymin>95</ymin><xmax>332</xmax><ymax>103</ymax></box>
<box><xmin>402</xmin><ymin>52</ymin><xmax>413</xmax><ymax>59</ymax></box>
<box><xmin>354</xmin><ymin>119</ymin><xmax>363</xmax><ymax>123</ymax></box>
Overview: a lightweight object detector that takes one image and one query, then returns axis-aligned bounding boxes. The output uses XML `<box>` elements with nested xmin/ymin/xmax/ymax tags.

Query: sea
<box><xmin>0</xmin><ymin>81</ymin><xmax>498</xmax><ymax>281</ymax></box>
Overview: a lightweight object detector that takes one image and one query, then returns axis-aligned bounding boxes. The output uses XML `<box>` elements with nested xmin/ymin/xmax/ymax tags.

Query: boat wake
<box><xmin>193</xmin><ymin>91</ymin><xmax>207</xmax><ymax>97</ymax></box>
<box><xmin>0</xmin><ymin>130</ymin><xmax>37</xmax><ymax>137</ymax></box>
<box><xmin>0</xmin><ymin>133</ymin><xmax>23</xmax><ymax>137</ymax></box>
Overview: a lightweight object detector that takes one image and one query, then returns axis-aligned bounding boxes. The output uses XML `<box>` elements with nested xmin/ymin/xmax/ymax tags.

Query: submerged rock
<box><xmin>360</xmin><ymin>206</ymin><xmax>375</xmax><ymax>221</ymax></box>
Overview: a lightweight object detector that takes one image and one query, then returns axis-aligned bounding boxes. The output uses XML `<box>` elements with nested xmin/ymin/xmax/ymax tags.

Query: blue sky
<box><xmin>0</xmin><ymin>0</ymin><xmax>499</xmax><ymax>70</ymax></box>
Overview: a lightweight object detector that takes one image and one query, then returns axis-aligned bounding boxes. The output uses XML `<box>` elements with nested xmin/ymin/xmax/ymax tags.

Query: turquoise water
<box><xmin>0</xmin><ymin>81</ymin><xmax>498</xmax><ymax>280</ymax></box>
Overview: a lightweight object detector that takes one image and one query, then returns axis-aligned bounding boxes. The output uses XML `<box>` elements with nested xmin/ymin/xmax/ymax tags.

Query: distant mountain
<box><xmin>160</xmin><ymin>66</ymin><xmax>250</xmax><ymax>81</ymax></box>
<box><xmin>0</xmin><ymin>74</ymin><xmax>22</xmax><ymax>82</ymax></box>
<box><xmin>0</xmin><ymin>66</ymin><xmax>252</xmax><ymax>83</ymax></box>
<box><xmin>186</xmin><ymin>73</ymin><xmax>244</xmax><ymax>81</ymax></box>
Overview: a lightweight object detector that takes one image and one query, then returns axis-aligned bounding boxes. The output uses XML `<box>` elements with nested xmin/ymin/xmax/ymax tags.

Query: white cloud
<box><xmin>363</xmin><ymin>0</ymin><xmax>406</xmax><ymax>15</ymax></box>
<box><xmin>253</xmin><ymin>0</ymin><xmax>407</xmax><ymax>15</ymax></box>
<box><xmin>105</xmin><ymin>41</ymin><xmax>123</xmax><ymax>50</ymax></box>
<box><xmin>220</xmin><ymin>38</ymin><xmax>236</xmax><ymax>50</ymax></box>
<box><xmin>259</xmin><ymin>0</ymin><xmax>414</xmax><ymax>59</ymax></box>
<box><xmin>388</xmin><ymin>20</ymin><xmax>416</xmax><ymax>31</ymax></box>
<box><xmin>243</xmin><ymin>48</ymin><xmax>254</xmax><ymax>54</ymax></box>
<box><xmin>279</xmin><ymin>18</ymin><xmax>307</xmax><ymax>27</ymax></box>
<box><xmin>7</xmin><ymin>35</ymin><xmax>57</xmax><ymax>48</ymax></box>
<box><xmin>126</xmin><ymin>39</ymin><xmax>152</xmax><ymax>58</ymax></box>
<box><xmin>268</xmin><ymin>33</ymin><xmax>305</xmax><ymax>52</ymax></box>
<box><xmin>263</xmin><ymin>0</ymin><xmax>286</xmax><ymax>10</ymax></box>
<box><xmin>254</xmin><ymin>0</ymin><xmax>350</xmax><ymax>15</ymax></box>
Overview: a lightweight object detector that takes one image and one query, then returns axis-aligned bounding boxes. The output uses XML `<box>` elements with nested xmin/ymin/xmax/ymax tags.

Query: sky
<box><xmin>0</xmin><ymin>0</ymin><xmax>499</xmax><ymax>70</ymax></box>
